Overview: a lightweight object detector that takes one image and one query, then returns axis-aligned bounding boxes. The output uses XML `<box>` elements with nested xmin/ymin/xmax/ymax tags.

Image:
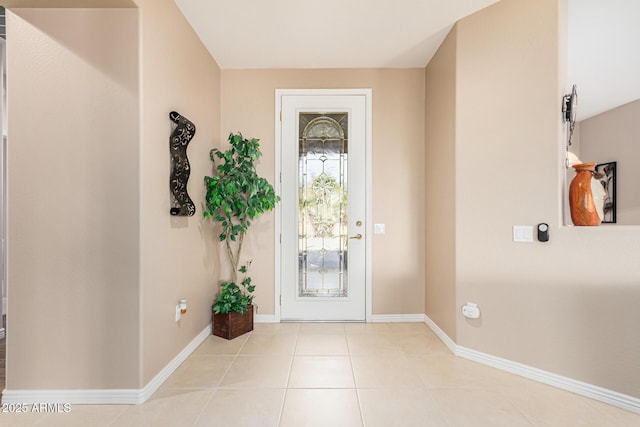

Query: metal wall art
<box><xmin>169</xmin><ymin>111</ymin><xmax>196</xmax><ymax>216</ymax></box>
<box><xmin>595</xmin><ymin>161</ymin><xmax>616</xmax><ymax>223</ymax></box>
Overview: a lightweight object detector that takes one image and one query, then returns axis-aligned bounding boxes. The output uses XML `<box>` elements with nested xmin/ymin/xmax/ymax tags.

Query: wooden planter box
<box><xmin>212</xmin><ymin>305</ymin><xmax>253</xmax><ymax>340</ymax></box>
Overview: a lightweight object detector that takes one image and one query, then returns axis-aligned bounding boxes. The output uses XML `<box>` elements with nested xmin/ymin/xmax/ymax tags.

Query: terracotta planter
<box><xmin>212</xmin><ymin>305</ymin><xmax>253</xmax><ymax>340</ymax></box>
<box><xmin>569</xmin><ymin>162</ymin><xmax>601</xmax><ymax>226</ymax></box>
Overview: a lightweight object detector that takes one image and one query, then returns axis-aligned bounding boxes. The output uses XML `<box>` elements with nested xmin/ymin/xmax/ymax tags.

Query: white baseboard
<box><xmin>371</xmin><ymin>314</ymin><xmax>424</xmax><ymax>323</ymax></box>
<box><xmin>422</xmin><ymin>314</ymin><xmax>456</xmax><ymax>353</ymax></box>
<box><xmin>2</xmin><ymin>323</ymin><xmax>212</xmax><ymax>405</ymax></box>
<box><xmin>137</xmin><ymin>323</ymin><xmax>212</xmax><ymax>403</ymax></box>
<box><xmin>258</xmin><ymin>313</ymin><xmax>425</xmax><ymax>323</ymax></box>
<box><xmin>423</xmin><ymin>314</ymin><xmax>640</xmax><ymax>415</ymax></box>
<box><xmin>255</xmin><ymin>314</ymin><xmax>278</xmax><ymax>323</ymax></box>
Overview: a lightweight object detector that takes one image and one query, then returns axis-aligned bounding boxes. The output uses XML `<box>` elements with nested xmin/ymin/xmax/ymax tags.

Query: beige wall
<box><xmin>7</xmin><ymin>0</ymin><xmax>221</xmax><ymax>391</ymax></box>
<box><xmin>7</xmin><ymin>0</ymin><xmax>639</xmax><ymax>403</ymax></box>
<box><xmin>7</xmin><ymin>8</ymin><xmax>140</xmax><ymax>389</ymax></box>
<box><xmin>136</xmin><ymin>0</ymin><xmax>221</xmax><ymax>384</ymax></box>
<box><xmin>425</xmin><ymin>0</ymin><xmax>640</xmax><ymax>398</ymax></box>
<box><xmin>579</xmin><ymin>99</ymin><xmax>640</xmax><ymax>224</ymax></box>
<box><xmin>425</xmin><ymin>28</ymin><xmax>458</xmax><ymax>339</ymax></box>
<box><xmin>221</xmin><ymin>69</ymin><xmax>425</xmax><ymax>315</ymax></box>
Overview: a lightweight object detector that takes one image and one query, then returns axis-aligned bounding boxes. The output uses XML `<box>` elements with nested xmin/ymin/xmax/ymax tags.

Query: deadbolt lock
<box><xmin>355</xmin><ymin>220</ymin><xmax>362</xmax><ymax>227</ymax></box>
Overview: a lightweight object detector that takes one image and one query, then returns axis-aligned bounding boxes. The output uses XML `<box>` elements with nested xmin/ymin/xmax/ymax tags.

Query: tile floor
<box><xmin>0</xmin><ymin>322</ymin><xmax>638</xmax><ymax>426</ymax></box>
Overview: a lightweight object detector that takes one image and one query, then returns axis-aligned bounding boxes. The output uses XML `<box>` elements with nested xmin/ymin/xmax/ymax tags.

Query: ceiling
<box><xmin>175</xmin><ymin>0</ymin><xmax>639</xmax><ymax>122</ymax></box>
<box><xmin>174</xmin><ymin>0</ymin><xmax>500</xmax><ymax>69</ymax></box>
<box><xmin>568</xmin><ymin>0</ymin><xmax>640</xmax><ymax>121</ymax></box>
<box><xmin>3</xmin><ymin>1</ymin><xmax>636</xmax><ymax>121</ymax></box>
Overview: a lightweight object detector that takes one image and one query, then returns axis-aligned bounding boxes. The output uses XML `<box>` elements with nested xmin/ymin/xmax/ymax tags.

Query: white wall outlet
<box><xmin>374</xmin><ymin>223</ymin><xmax>385</xmax><ymax>234</ymax></box>
<box><xmin>175</xmin><ymin>305</ymin><xmax>181</xmax><ymax>322</ymax></box>
<box><xmin>462</xmin><ymin>302</ymin><xmax>480</xmax><ymax>319</ymax></box>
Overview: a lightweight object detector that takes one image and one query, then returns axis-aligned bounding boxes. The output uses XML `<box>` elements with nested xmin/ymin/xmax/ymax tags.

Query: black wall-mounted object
<box><xmin>537</xmin><ymin>223</ymin><xmax>549</xmax><ymax>242</ymax></box>
<box><xmin>562</xmin><ymin>84</ymin><xmax>577</xmax><ymax>146</ymax></box>
<box><xmin>169</xmin><ymin>111</ymin><xmax>196</xmax><ymax>216</ymax></box>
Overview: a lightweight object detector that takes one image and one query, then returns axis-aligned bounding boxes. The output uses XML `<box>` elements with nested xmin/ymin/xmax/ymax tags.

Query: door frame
<box><xmin>274</xmin><ymin>88</ymin><xmax>372</xmax><ymax>322</ymax></box>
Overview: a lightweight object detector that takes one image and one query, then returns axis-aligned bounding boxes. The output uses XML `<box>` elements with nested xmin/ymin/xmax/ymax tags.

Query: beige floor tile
<box><xmin>4</xmin><ymin>322</ymin><xmax>635</xmax><ymax>427</ymax></box>
<box><xmin>162</xmin><ymin>355</ymin><xmax>234</xmax><ymax>388</ymax></box>
<box><xmin>299</xmin><ymin>322</ymin><xmax>346</xmax><ymax>334</ymax></box>
<box><xmin>192</xmin><ymin>334</ymin><xmax>249</xmax><ymax>355</ymax></box>
<box><xmin>253</xmin><ymin>322</ymin><xmax>300</xmax><ymax>335</ymax></box>
<box><xmin>503</xmin><ymin>381</ymin><xmax>640</xmax><ymax>426</ymax></box>
<box><xmin>0</xmin><ymin>404</ymin><xmax>127</xmax><ymax>427</ymax></box>
<box><xmin>408</xmin><ymin>353</ymin><xmax>524</xmax><ymax>389</ymax></box>
<box><xmin>583</xmin><ymin>397</ymin><xmax>640</xmax><ymax>425</ymax></box>
<box><xmin>288</xmin><ymin>356</ymin><xmax>355</xmax><ymax>388</ymax></box>
<box><xmin>220</xmin><ymin>355</ymin><xmax>292</xmax><ymax>388</ymax></box>
<box><xmin>429</xmin><ymin>388</ymin><xmax>532</xmax><ymax>426</ymax></box>
<box><xmin>384</xmin><ymin>322</ymin><xmax>432</xmax><ymax>335</ymax></box>
<box><xmin>29</xmin><ymin>405</ymin><xmax>129</xmax><ymax>427</ymax></box>
<box><xmin>346</xmin><ymin>333</ymin><xmax>404</xmax><ymax>356</ymax></box>
<box><xmin>344</xmin><ymin>322</ymin><xmax>393</xmax><ymax>335</ymax></box>
<box><xmin>407</xmin><ymin>353</ymin><xmax>471</xmax><ymax>388</ymax></box>
<box><xmin>280</xmin><ymin>388</ymin><xmax>362</xmax><ymax>427</ymax></box>
<box><xmin>359</xmin><ymin>388</ymin><xmax>449</xmax><ymax>427</ymax></box>
<box><xmin>239</xmin><ymin>333</ymin><xmax>297</xmax><ymax>355</ymax></box>
<box><xmin>0</xmin><ymin>411</ymin><xmax>49</xmax><ymax>427</ymax></box>
<box><xmin>295</xmin><ymin>333</ymin><xmax>350</xmax><ymax>356</ymax></box>
<box><xmin>351</xmin><ymin>355</ymin><xmax>423</xmax><ymax>388</ymax></box>
<box><xmin>385</xmin><ymin>333</ymin><xmax>450</xmax><ymax>356</ymax></box>
<box><xmin>111</xmin><ymin>388</ymin><xmax>213</xmax><ymax>427</ymax></box>
<box><xmin>194</xmin><ymin>388</ymin><xmax>285</xmax><ymax>427</ymax></box>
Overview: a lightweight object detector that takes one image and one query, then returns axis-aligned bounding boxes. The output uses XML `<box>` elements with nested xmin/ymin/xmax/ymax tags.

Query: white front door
<box><xmin>279</xmin><ymin>91</ymin><xmax>369</xmax><ymax>321</ymax></box>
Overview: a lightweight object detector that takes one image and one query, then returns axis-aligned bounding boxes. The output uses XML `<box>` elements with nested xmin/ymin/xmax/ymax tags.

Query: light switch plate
<box><xmin>374</xmin><ymin>223</ymin><xmax>385</xmax><ymax>234</ymax></box>
<box><xmin>513</xmin><ymin>225</ymin><xmax>533</xmax><ymax>242</ymax></box>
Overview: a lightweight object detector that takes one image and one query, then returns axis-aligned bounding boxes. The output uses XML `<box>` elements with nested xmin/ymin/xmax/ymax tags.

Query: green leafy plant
<box><xmin>204</xmin><ymin>132</ymin><xmax>280</xmax><ymax>313</ymax></box>
<box><xmin>212</xmin><ymin>264</ymin><xmax>255</xmax><ymax>314</ymax></box>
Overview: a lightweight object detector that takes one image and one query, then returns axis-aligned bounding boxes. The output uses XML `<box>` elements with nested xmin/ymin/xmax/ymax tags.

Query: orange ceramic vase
<box><xmin>569</xmin><ymin>162</ymin><xmax>601</xmax><ymax>226</ymax></box>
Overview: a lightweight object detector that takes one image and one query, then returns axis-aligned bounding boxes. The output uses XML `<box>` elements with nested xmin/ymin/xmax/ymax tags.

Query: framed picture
<box><xmin>595</xmin><ymin>161</ymin><xmax>616</xmax><ymax>223</ymax></box>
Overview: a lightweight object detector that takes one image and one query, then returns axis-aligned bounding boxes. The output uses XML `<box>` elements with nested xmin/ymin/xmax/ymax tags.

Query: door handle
<box><xmin>349</xmin><ymin>233</ymin><xmax>363</xmax><ymax>240</ymax></box>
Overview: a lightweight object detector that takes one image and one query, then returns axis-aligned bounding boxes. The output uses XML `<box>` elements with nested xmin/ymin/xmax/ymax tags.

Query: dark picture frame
<box><xmin>595</xmin><ymin>161</ymin><xmax>616</xmax><ymax>223</ymax></box>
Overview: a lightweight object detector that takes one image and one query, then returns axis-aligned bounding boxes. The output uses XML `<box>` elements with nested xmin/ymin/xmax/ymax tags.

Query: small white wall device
<box><xmin>462</xmin><ymin>302</ymin><xmax>480</xmax><ymax>319</ymax></box>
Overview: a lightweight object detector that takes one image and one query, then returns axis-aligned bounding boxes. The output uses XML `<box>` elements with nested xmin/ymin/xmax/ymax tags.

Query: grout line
<box><xmin>285</xmin><ymin>327</ymin><xmax>299</xmax><ymax>388</ymax></box>
<box><xmin>189</xmin><ymin>388</ymin><xmax>216</xmax><ymax>427</ymax></box>
<box><xmin>345</xmin><ymin>325</ymin><xmax>366</xmax><ymax>426</ymax></box>
<box><xmin>106</xmin><ymin>405</ymin><xmax>132</xmax><ymax>427</ymax></box>
<box><xmin>219</xmin><ymin>333</ymin><xmax>251</xmax><ymax>382</ymax></box>
<box><xmin>277</xmin><ymin>328</ymin><xmax>299</xmax><ymax>426</ymax></box>
<box><xmin>190</xmin><ymin>332</ymin><xmax>251</xmax><ymax>427</ymax></box>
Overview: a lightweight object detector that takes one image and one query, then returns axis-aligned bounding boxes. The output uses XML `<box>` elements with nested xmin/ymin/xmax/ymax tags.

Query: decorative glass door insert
<box><xmin>298</xmin><ymin>113</ymin><xmax>348</xmax><ymax>298</ymax></box>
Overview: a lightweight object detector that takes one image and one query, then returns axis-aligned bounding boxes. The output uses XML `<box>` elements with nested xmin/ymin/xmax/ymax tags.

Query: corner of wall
<box><xmin>424</xmin><ymin>25</ymin><xmax>458</xmax><ymax>342</ymax></box>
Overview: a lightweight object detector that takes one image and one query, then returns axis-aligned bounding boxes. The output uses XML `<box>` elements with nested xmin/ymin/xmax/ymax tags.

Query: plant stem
<box><xmin>225</xmin><ymin>231</ymin><xmax>245</xmax><ymax>284</ymax></box>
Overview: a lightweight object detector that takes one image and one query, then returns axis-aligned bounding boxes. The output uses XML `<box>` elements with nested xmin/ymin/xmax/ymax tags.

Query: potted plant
<box><xmin>204</xmin><ymin>132</ymin><xmax>279</xmax><ymax>339</ymax></box>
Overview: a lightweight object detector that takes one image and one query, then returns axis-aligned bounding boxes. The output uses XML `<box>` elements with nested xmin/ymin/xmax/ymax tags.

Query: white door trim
<box><xmin>274</xmin><ymin>88</ymin><xmax>372</xmax><ymax>322</ymax></box>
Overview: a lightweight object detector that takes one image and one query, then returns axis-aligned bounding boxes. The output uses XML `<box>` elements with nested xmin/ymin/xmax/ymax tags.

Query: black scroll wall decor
<box><xmin>169</xmin><ymin>111</ymin><xmax>196</xmax><ymax>216</ymax></box>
